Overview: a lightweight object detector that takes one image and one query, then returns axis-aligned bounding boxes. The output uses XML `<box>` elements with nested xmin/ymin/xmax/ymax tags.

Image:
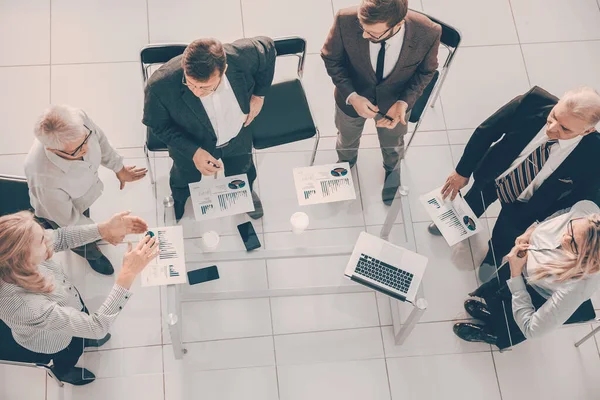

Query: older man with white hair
<box><xmin>24</xmin><ymin>105</ymin><xmax>147</xmax><ymax>275</ymax></box>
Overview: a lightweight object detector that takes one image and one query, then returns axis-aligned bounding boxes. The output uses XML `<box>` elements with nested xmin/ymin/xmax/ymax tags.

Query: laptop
<box><xmin>344</xmin><ymin>232</ymin><xmax>428</xmax><ymax>304</ymax></box>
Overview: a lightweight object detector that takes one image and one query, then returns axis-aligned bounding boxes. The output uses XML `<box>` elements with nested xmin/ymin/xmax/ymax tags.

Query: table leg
<box><xmin>166</xmin><ymin>284</ymin><xmax>187</xmax><ymax>359</ymax></box>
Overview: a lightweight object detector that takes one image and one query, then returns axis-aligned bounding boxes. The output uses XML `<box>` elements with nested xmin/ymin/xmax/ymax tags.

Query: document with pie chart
<box><xmin>293</xmin><ymin>162</ymin><xmax>356</xmax><ymax>205</ymax></box>
<box><xmin>189</xmin><ymin>174</ymin><xmax>254</xmax><ymax>221</ymax></box>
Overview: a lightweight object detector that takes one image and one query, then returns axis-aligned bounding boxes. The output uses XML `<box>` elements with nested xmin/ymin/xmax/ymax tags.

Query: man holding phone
<box><xmin>143</xmin><ymin>37</ymin><xmax>276</xmax><ymax>220</ymax></box>
<box><xmin>321</xmin><ymin>0</ymin><xmax>441</xmax><ymax>204</ymax></box>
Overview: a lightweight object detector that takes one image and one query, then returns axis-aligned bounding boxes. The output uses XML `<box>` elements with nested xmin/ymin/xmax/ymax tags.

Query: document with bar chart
<box><xmin>188</xmin><ymin>174</ymin><xmax>254</xmax><ymax>221</ymax></box>
<box><xmin>419</xmin><ymin>186</ymin><xmax>482</xmax><ymax>246</ymax></box>
<box><xmin>293</xmin><ymin>162</ymin><xmax>356</xmax><ymax>206</ymax></box>
<box><xmin>140</xmin><ymin>226</ymin><xmax>187</xmax><ymax>287</ymax></box>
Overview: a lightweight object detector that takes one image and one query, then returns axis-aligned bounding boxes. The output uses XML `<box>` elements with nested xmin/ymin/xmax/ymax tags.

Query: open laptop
<box><xmin>344</xmin><ymin>232</ymin><xmax>428</xmax><ymax>304</ymax></box>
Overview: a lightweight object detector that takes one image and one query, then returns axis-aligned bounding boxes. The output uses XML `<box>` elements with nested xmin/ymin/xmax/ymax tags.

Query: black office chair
<box><xmin>406</xmin><ymin>11</ymin><xmax>461</xmax><ymax>149</ymax></box>
<box><xmin>250</xmin><ymin>37</ymin><xmax>320</xmax><ymax>165</ymax></box>
<box><xmin>140</xmin><ymin>44</ymin><xmax>188</xmax><ymax>184</ymax></box>
<box><xmin>0</xmin><ymin>175</ymin><xmax>31</xmax><ymax>217</ymax></box>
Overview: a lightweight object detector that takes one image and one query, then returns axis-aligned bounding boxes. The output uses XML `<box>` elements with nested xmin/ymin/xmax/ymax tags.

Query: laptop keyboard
<box><xmin>355</xmin><ymin>253</ymin><xmax>414</xmax><ymax>294</ymax></box>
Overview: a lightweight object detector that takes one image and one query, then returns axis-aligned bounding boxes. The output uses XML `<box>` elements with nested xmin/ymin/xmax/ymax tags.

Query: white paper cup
<box><xmin>290</xmin><ymin>212</ymin><xmax>309</xmax><ymax>234</ymax></box>
<box><xmin>202</xmin><ymin>231</ymin><xmax>220</xmax><ymax>250</ymax></box>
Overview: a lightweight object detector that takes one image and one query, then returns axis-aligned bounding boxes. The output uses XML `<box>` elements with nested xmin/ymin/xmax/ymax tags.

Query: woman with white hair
<box><xmin>0</xmin><ymin>211</ymin><xmax>157</xmax><ymax>385</ymax></box>
<box><xmin>24</xmin><ymin>105</ymin><xmax>148</xmax><ymax>275</ymax></box>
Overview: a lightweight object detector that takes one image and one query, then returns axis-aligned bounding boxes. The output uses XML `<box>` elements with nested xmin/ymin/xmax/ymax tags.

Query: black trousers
<box><xmin>472</xmin><ymin>263</ymin><xmax>596</xmax><ymax>349</ymax></box>
<box><xmin>169</xmin><ymin>126</ymin><xmax>257</xmax><ymax>203</ymax></box>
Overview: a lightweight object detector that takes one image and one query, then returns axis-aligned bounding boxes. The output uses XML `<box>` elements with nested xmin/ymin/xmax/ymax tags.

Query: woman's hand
<box><xmin>116</xmin><ymin>235</ymin><xmax>159</xmax><ymax>289</ymax></box>
<box><xmin>98</xmin><ymin>211</ymin><xmax>148</xmax><ymax>245</ymax></box>
<box><xmin>507</xmin><ymin>243</ymin><xmax>530</xmax><ymax>278</ymax></box>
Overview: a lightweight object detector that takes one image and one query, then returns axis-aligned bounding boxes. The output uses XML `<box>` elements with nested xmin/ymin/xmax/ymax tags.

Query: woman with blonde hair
<box><xmin>0</xmin><ymin>210</ymin><xmax>157</xmax><ymax>385</ymax></box>
<box><xmin>453</xmin><ymin>200</ymin><xmax>600</xmax><ymax>349</ymax></box>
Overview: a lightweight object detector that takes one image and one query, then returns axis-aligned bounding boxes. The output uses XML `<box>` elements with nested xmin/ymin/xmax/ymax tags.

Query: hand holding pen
<box><xmin>192</xmin><ymin>148</ymin><xmax>222</xmax><ymax>175</ymax></box>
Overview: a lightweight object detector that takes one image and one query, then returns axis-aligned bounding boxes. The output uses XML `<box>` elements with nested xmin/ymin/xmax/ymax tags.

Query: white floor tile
<box><xmin>440</xmin><ymin>45</ymin><xmax>530</xmax><ymax>130</ymax></box>
<box><xmin>165</xmin><ymin>366</ymin><xmax>279</xmax><ymax>400</ymax></box>
<box><xmin>0</xmin><ymin>154</ymin><xmax>27</xmax><ymax>176</ymax></box>
<box><xmin>387</xmin><ymin>352</ymin><xmax>501</xmax><ymax>400</ymax></box>
<box><xmin>301</xmin><ymin>54</ymin><xmax>338</xmax><ymax>137</ymax></box>
<box><xmin>494</xmin><ymin>324</ymin><xmax>600</xmax><ymax>400</ymax></box>
<box><xmin>447</xmin><ymin>129</ymin><xmax>474</xmax><ymax>145</ymax></box>
<box><xmin>422</xmin><ymin>0</ymin><xmax>518</xmax><ymax>46</ymax></box>
<box><xmin>278</xmin><ymin>359</ymin><xmax>391</xmax><ymax>400</ymax></box>
<box><xmin>333</xmin><ymin>0</ymin><xmax>422</xmax><ymax>12</ymax></box>
<box><xmin>0</xmin><ymin>66</ymin><xmax>50</xmax><ymax>155</ymax></box>
<box><xmin>51</xmin><ymin>0</ymin><xmax>148</xmax><ymax>63</ymax></box>
<box><xmin>408</xmin><ymin>130</ymin><xmax>448</xmax><ymax>146</ymax></box>
<box><xmin>510</xmin><ymin>0</ymin><xmax>600</xmax><ymax>43</ymax></box>
<box><xmin>80</xmin><ymin>346</ymin><xmax>163</xmax><ymax>379</ymax></box>
<box><xmin>275</xmin><ymin>327</ymin><xmax>384</xmax><ymax>365</ymax></box>
<box><xmin>182</xmin><ymin>259</ymin><xmax>268</xmax><ymax>295</ymax></box>
<box><xmin>0</xmin><ymin>0</ymin><xmax>50</xmax><ymax>66</ymax></box>
<box><xmin>51</xmin><ymin>62</ymin><xmax>145</xmax><ymax>149</ymax></box>
<box><xmin>263</xmin><ymin>226</ymin><xmax>363</xmax><ymax>253</ymax></box>
<box><xmin>0</xmin><ymin>364</ymin><xmax>46</xmax><ymax>400</ymax></box>
<box><xmin>267</xmin><ymin>255</ymin><xmax>357</xmax><ymax>290</ymax></box>
<box><xmin>148</xmin><ymin>0</ymin><xmax>243</xmax><ymax>44</ymax></box>
<box><xmin>270</xmin><ymin>292</ymin><xmax>379</xmax><ymax>334</ymax></box>
<box><xmin>47</xmin><ymin>373</ymin><xmax>164</xmax><ymax>400</ymax></box>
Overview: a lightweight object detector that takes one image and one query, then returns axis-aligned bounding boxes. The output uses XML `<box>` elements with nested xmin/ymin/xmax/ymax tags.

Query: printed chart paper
<box><xmin>189</xmin><ymin>174</ymin><xmax>254</xmax><ymax>221</ymax></box>
<box><xmin>141</xmin><ymin>226</ymin><xmax>187</xmax><ymax>287</ymax></box>
<box><xmin>419</xmin><ymin>187</ymin><xmax>482</xmax><ymax>246</ymax></box>
<box><xmin>293</xmin><ymin>162</ymin><xmax>356</xmax><ymax>205</ymax></box>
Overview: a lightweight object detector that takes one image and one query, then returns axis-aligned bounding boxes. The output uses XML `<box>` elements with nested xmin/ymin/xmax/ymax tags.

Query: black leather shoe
<box><xmin>247</xmin><ymin>191</ymin><xmax>264</xmax><ymax>220</ymax></box>
<box><xmin>453</xmin><ymin>322</ymin><xmax>497</xmax><ymax>345</ymax></box>
<box><xmin>464</xmin><ymin>299</ymin><xmax>492</xmax><ymax>321</ymax></box>
<box><xmin>427</xmin><ymin>222</ymin><xmax>442</xmax><ymax>236</ymax></box>
<box><xmin>382</xmin><ymin>169</ymin><xmax>400</xmax><ymax>206</ymax></box>
<box><xmin>88</xmin><ymin>255</ymin><xmax>114</xmax><ymax>275</ymax></box>
<box><xmin>84</xmin><ymin>333</ymin><xmax>111</xmax><ymax>348</ymax></box>
<box><xmin>174</xmin><ymin>199</ymin><xmax>186</xmax><ymax>221</ymax></box>
<box><xmin>53</xmin><ymin>367</ymin><xmax>96</xmax><ymax>386</ymax></box>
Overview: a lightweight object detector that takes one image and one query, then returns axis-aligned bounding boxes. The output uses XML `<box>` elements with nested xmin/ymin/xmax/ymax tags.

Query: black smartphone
<box><xmin>187</xmin><ymin>266</ymin><xmax>219</xmax><ymax>285</ymax></box>
<box><xmin>237</xmin><ymin>221</ymin><xmax>261</xmax><ymax>251</ymax></box>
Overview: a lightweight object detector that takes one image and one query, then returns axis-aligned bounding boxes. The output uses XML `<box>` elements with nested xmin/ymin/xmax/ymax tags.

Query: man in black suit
<box><xmin>143</xmin><ymin>37</ymin><xmax>276</xmax><ymax>220</ymax></box>
<box><xmin>429</xmin><ymin>86</ymin><xmax>600</xmax><ymax>266</ymax></box>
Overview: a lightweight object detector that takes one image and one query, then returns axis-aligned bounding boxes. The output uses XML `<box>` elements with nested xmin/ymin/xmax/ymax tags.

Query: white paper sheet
<box><xmin>140</xmin><ymin>226</ymin><xmax>187</xmax><ymax>287</ymax></box>
<box><xmin>419</xmin><ymin>186</ymin><xmax>482</xmax><ymax>246</ymax></box>
<box><xmin>293</xmin><ymin>162</ymin><xmax>356</xmax><ymax>205</ymax></box>
<box><xmin>189</xmin><ymin>173</ymin><xmax>254</xmax><ymax>221</ymax></box>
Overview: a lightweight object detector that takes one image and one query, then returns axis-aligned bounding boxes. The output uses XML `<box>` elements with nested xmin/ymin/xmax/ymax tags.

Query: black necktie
<box><xmin>375</xmin><ymin>41</ymin><xmax>386</xmax><ymax>83</ymax></box>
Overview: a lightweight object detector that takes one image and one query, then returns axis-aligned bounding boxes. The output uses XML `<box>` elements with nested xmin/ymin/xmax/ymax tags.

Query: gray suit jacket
<box><xmin>142</xmin><ymin>37</ymin><xmax>276</xmax><ymax>161</ymax></box>
<box><xmin>321</xmin><ymin>8</ymin><xmax>441</xmax><ymax>116</ymax></box>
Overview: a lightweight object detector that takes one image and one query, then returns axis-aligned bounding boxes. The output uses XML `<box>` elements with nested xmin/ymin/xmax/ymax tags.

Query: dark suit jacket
<box><xmin>321</xmin><ymin>8</ymin><xmax>441</xmax><ymax>116</ymax></box>
<box><xmin>142</xmin><ymin>37</ymin><xmax>276</xmax><ymax>162</ymax></box>
<box><xmin>456</xmin><ymin>86</ymin><xmax>600</xmax><ymax>226</ymax></box>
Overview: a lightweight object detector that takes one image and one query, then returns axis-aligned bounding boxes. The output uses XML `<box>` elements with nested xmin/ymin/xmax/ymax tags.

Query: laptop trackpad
<box><xmin>379</xmin><ymin>245</ymin><xmax>404</xmax><ymax>265</ymax></box>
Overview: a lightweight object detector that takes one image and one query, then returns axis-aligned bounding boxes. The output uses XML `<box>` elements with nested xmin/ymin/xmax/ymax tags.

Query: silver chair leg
<box><xmin>145</xmin><ymin>146</ymin><xmax>156</xmax><ymax>185</ymax></box>
<box><xmin>575</xmin><ymin>324</ymin><xmax>600</xmax><ymax>348</ymax></box>
<box><xmin>309</xmin><ymin>129</ymin><xmax>320</xmax><ymax>166</ymax></box>
<box><xmin>41</xmin><ymin>364</ymin><xmax>64</xmax><ymax>387</ymax></box>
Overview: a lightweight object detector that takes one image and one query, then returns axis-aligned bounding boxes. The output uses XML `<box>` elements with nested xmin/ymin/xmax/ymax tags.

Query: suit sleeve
<box><xmin>454</xmin><ymin>92</ymin><xmax>526</xmax><ymax>178</ymax></box>
<box><xmin>321</xmin><ymin>12</ymin><xmax>356</xmax><ymax>101</ymax></box>
<box><xmin>397</xmin><ymin>25</ymin><xmax>441</xmax><ymax>109</ymax></box>
<box><xmin>247</xmin><ymin>36</ymin><xmax>276</xmax><ymax>97</ymax></box>
<box><xmin>142</xmin><ymin>88</ymin><xmax>200</xmax><ymax>160</ymax></box>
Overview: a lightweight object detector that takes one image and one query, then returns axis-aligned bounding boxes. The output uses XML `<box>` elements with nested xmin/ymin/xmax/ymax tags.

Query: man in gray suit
<box><xmin>143</xmin><ymin>37</ymin><xmax>276</xmax><ymax>220</ymax></box>
<box><xmin>321</xmin><ymin>0</ymin><xmax>441</xmax><ymax>204</ymax></box>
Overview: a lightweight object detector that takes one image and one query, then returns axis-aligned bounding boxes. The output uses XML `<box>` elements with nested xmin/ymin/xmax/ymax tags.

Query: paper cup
<box><xmin>202</xmin><ymin>231</ymin><xmax>220</xmax><ymax>250</ymax></box>
<box><xmin>290</xmin><ymin>212</ymin><xmax>309</xmax><ymax>234</ymax></box>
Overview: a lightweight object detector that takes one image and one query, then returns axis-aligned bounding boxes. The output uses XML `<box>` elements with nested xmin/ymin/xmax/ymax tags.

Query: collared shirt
<box><xmin>24</xmin><ymin>110</ymin><xmax>124</xmax><ymax>227</ymax></box>
<box><xmin>499</xmin><ymin>126</ymin><xmax>583</xmax><ymax>201</ymax></box>
<box><xmin>506</xmin><ymin>200</ymin><xmax>600</xmax><ymax>340</ymax></box>
<box><xmin>0</xmin><ymin>225</ymin><xmax>132</xmax><ymax>354</ymax></box>
<box><xmin>199</xmin><ymin>75</ymin><xmax>247</xmax><ymax>147</ymax></box>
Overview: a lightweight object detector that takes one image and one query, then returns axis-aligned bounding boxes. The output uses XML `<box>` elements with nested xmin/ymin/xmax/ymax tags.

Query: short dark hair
<box><xmin>358</xmin><ymin>0</ymin><xmax>408</xmax><ymax>27</ymax></box>
<box><xmin>182</xmin><ymin>38</ymin><xmax>226</xmax><ymax>81</ymax></box>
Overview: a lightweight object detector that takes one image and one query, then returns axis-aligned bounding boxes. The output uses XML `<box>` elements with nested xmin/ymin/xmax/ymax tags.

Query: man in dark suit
<box><xmin>431</xmin><ymin>86</ymin><xmax>600</xmax><ymax>267</ymax></box>
<box><xmin>143</xmin><ymin>37</ymin><xmax>276</xmax><ymax>220</ymax></box>
<box><xmin>321</xmin><ymin>0</ymin><xmax>441</xmax><ymax>204</ymax></box>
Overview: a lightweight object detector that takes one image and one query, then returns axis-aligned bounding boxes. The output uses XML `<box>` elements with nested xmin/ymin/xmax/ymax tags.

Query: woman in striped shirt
<box><xmin>0</xmin><ymin>210</ymin><xmax>158</xmax><ymax>385</ymax></box>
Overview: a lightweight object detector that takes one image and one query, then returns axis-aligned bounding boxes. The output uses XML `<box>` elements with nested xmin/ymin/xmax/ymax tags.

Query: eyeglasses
<box><xmin>182</xmin><ymin>74</ymin><xmax>221</xmax><ymax>94</ymax></box>
<box><xmin>58</xmin><ymin>125</ymin><xmax>93</xmax><ymax>157</ymax></box>
<box><xmin>567</xmin><ymin>218</ymin><xmax>582</xmax><ymax>255</ymax></box>
<box><xmin>359</xmin><ymin>21</ymin><xmax>401</xmax><ymax>41</ymax></box>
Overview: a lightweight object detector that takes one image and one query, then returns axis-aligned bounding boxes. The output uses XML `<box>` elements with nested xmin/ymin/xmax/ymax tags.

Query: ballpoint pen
<box><xmin>367</xmin><ymin>107</ymin><xmax>394</xmax><ymax>121</ymax></box>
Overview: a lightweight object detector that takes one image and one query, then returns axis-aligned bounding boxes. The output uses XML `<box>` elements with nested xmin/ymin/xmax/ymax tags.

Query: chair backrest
<box><xmin>408</xmin><ymin>70</ymin><xmax>439</xmax><ymax>124</ymax></box>
<box><xmin>140</xmin><ymin>44</ymin><xmax>188</xmax><ymax>83</ymax></box>
<box><xmin>425</xmin><ymin>14</ymin><xmax>461</xmax><ymax>49</ymax></box>
<box><xmin>0</xmin><ymin>175</ymin><xmax>31</xmax><ymax>217</ymax></box>
<box><xmin>274</xmin><ymin>37</ymin><xmax>307</xmax><ymax>78</ymax></box>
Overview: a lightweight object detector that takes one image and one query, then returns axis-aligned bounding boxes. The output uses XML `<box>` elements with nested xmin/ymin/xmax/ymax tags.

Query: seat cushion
<box><xmin>146</xmin><ymin>127</ymin><xmax>168</xmax><ymax>152</ymax></box>
<box><xmin>251</xmin><ymin>79</ymin><xmax>317</xmax><ymax>149</ymax></box>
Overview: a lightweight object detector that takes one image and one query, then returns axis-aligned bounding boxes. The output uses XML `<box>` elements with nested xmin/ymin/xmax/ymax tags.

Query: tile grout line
<box><xmin>49</xmin><ymin>0</ymin><xmax>52</xmax><ymax>106</ymax></box>
<box><xmin>268</xmin><ymin>297</ymin><xmax>282</xmax><ymax>400</ymax></box>
<box><xmin>507</xmin><ymin>0</ymin><xmax>532</xmax><ymax>88</ymax></box>
<box><xmin>490</xmin><ymin>350</ymin><xmax>505</xmax><ymax>400</ymax></box>
<box><xmin>239</xmin><ymin>0</ymin><xmax>246</xmax><ymax>38</ymax></box>
<box><xmin>145</xmin><ymin>0</ymin><xmax>151</xmax><ymax>43</ymax></box>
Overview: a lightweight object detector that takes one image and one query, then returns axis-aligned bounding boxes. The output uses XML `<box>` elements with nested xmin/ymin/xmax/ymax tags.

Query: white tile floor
<box><xmin>2</xmin><ymin>1</ymin><xmax>600</xmax><ymax>399</ymax></box>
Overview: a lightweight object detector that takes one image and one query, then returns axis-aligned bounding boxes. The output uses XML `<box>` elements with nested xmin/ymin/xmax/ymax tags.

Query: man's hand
<box><xmin>440</xmin><ymin>171</ymin><xmax>470</xmax><ymax>201</ymax></box>
<box><xmin>244</xmin><ymin>95</ymin><xmax>265</xmax><ymax>127</ymax></box>
<box><xmin>348</xmin><ymin>94</ymin><xmax>378</xmax><ymax>119</ymax></box>
<box><xmin>116</xmin><ymin>166</ymin><xmax>148</xmax><ymax>190</ymax></box>
<box><xmin>507</xmin><ymin>243</ymin><xmax>530</xmax><ymax>278</ymax></box>
<box><xmin>192</xmin><ymin>148</ymin><xmax>221</xmax><ymax>175</ymax></box>
<box><xmin>376</xmin><ymin>101</ymin><xmax>408</xmax><ymax>129</ymax></box>
<box><xmin>98</xmin><ymin>211</ymin><xmax>149</xmax><ymax>245</ymax></box>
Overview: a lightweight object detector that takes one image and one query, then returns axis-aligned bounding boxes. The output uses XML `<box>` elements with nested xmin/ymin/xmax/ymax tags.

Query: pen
<box><xmin>367</xmin><ymin>107</ymin><xmax>394</xmax><ymax>122</ymax></box>
<box><xmin>207</xmin><ymin>161</ymin><xmax>220</xmax><ymax>168</ymax></box>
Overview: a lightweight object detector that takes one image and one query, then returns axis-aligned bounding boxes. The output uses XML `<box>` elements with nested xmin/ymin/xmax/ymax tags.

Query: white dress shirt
<box><xmin>346</xmin><ymin>25</ymin><xmax>406</xmax><ymax>104</ymax></box>
<box><xmin>24</xmin><ymin>110</ymin><xmax>124</xmax><ymax>227</ymax></box>
<box><xmin>200</xmin><ymin>75</ymin><xmax>247</xmax><ymax>147</ymax></box>
<box><xmin>499</xmin><ymin>126</ymin><xmax>583</xmax><ymax>201</ymax></box>
<box><xmin>506</xmin><ymin>200</ymin><xmax>600</xmax><ymax>339</ymax></box>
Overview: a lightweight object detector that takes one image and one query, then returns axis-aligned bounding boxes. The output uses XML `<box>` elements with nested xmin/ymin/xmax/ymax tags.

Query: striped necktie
<box><xmin>495</xmin><ymin>139</ymin><xmax>558</xmax><ymax>204</ymax></box>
